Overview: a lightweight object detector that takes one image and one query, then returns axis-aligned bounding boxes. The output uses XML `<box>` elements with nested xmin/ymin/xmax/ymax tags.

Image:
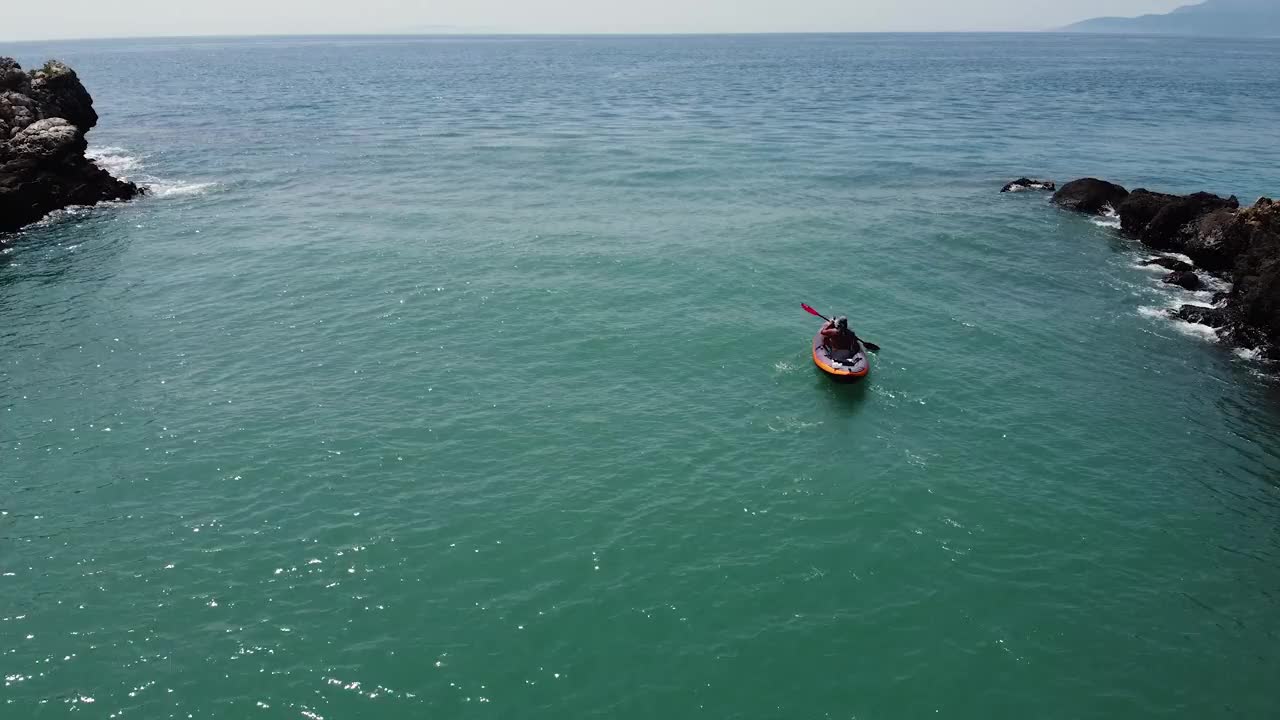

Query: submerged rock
<box><xmin>1002</xmin><ymin>178</ymin><xmax>1056</xmax><ymax>193</ymax></box>
<box><xmin>1051</xmin><ymin>178</ymin><xmax>1129</xmax><ymax>215</ymax></box>
<box><xmin>0</xmin><ymin>58</ymin><xmax>140</xmax><ymax>236</ymax></box>
<box><xmin>1163</xmin><ymin>270</ymin><xmax>1204</xmax><ymax>291</ymax></box>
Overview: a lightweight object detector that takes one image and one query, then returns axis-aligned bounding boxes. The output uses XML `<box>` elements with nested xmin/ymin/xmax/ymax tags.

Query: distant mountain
<box><xmin>1063</xmin><ymin>0</ymin><xmax>1280</xmax><ymax>37</ymax></box>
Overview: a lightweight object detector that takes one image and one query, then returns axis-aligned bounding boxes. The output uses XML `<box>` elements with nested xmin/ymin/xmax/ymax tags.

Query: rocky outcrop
<box><xmin>1176</xmin><ymin>304</ymin><xmax>1230</xmax><ymax>328</ymax></box>
<box><xmin>1055</xmin><ymin>177</ymin><xmax>1280</xmax><ymax>358</ymax></box>
<box><xmin>1051</xmin><ymin>178</ymin><xmax>1130</xmax><ymax>215</ymax></box>
<box><xmin>1163</xmin><ymin>270</ymin><xmax>1204</xmax><ymax>291</ymax></box>
<box><xmin>1142</xmin><ymin>256</ymin><xmax>1195</xmax><ymax>272</ymax></box>
<box><xmin>1002</xmin><ymin>178</ymin><xmax>1056</xmax><ymax>193</ymax></box>
<box><xmin>1218</xmin><ymin>199</ymin><xmax>1280</xmax><ymax>353</ymax></box>
<box><xmin>1119</xmin><ymin>190</ymin><xmax>1179</xmax><ymax>235</ymax></box>
<box><xmin>1138</xmin><ymin>192</ymin><xmax>1239</xmax><ymax>256</ymax></box>
<box><xmin>0</xmin><ymin>58</ymin><xmax>140</xmax><ymax>237</ymax></box>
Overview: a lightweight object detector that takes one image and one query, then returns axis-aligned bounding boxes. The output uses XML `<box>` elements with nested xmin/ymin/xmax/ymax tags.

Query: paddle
<box><xmin>802</xmin><ymin>303</ymin><xmax>880</xmax><ymax>353</ymax></box>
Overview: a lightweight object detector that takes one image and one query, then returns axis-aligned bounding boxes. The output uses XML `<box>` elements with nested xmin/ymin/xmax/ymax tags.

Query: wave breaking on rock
<box><xmin>1049</xmin><ymin>177</ymin><xmax>1280</xmax><ymax>360</ymax></box>
<box><xmin>1</xmin><ymin>57</ymin><xmax>142</xmax><ymax>237</ymax></box>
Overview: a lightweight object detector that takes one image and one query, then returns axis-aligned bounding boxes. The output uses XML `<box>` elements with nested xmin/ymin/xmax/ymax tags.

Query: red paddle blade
<box><xmin>801</xmin><ymin>303</ymin><xmax>825</xmax><ymax>318</ymax></box>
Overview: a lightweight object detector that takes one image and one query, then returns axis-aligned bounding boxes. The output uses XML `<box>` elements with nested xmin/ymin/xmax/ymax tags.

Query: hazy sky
<box><xmin>3</xmin><ymin>0</ymin><xmax>1191</xmax><ymax>42</ymax></box>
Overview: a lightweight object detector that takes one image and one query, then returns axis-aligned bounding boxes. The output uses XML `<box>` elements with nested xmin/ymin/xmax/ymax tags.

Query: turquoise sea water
<box><xmin>3</xmin><ymin>34</ymin><xmax>1280</xmax><ymax>719</ymax></box>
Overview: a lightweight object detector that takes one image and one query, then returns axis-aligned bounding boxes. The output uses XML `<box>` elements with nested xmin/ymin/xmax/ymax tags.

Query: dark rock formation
<box><xmin>1139</xmin><ymin>192</ymin><xmax>1239</xmax><ymax>255</ymax></box>
<box><xmin>0</xmin><ymin>58</ymin><xmax>140</xmax><ymax>236</ymax></box>
<box><xmin>1115</xmin><ymin>189</ymin><xmax>1240</xmax><ymax>270</ymax></box>
<box><xmin>1051</xmin><ymin>178</ymin><xmax>1129</xmax><ymax>215</ymax></box>
<box><xmin>1119</xmin><ymin>189</ymin><xmax>1179</xmax><ymax>235</ymax></box>
<box><xmin>1002</xmin><ymin>178</ymin><xmax>1056</xmax><ymax>193</ymax></box>
<box><xmin>1218</xmin><ymin>199</ymin><xmax>1280</xmax><ymax>355</ymax></box>
<box><xmin>1054</xmin><ymin>178</ymin><xmax>1280</xmax><ymax>359</ymax></box>
<box><xmin>1174</xmin><ymin>304</ymin><xmax>1229</xmax><ymax>328</ymax></box>
<box><xmin>1163</xmin><ymin>270</ymin><xmax>1204</xmax><ymax>291</ymax></box>
<box><xmin>1142</xmin><ymin>256</ymin><xmax>1195</xmax><ymax>272</ymax></box>
<box><xmin>1185</xmin><ymin>208</ymin><xmax>1241</xmax><ymax>272</ymax></box>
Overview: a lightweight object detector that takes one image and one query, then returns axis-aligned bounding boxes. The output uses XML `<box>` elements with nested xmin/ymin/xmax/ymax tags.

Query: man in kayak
<box><xmin>820</xmin><ymin>316</ymin><xmax>862</xmax><ymax>353</ymax></box>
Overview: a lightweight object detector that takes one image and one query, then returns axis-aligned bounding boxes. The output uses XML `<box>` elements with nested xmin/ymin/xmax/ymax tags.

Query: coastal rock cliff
<box><xmin>0</xmin><ymin>57</ymin><xmax>140</xmax><ymax>236</ymax></box>
<box><xmin>1056</xmin><ymin>177</ymin><xmax>1280</xmax><ymax>359</ymax></box>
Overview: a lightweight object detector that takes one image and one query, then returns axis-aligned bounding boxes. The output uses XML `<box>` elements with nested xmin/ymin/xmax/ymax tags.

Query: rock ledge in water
<box><xmin>1163</xmin><ymin>270</ymin><xmax>1204</xmax><ymax>291</ymax></box>
<box><xmin>1054</xmin><ymin>176</ymin><xmax>1280</xmax><ymax>359</ymax></box>
<box><xmin>1051</xmin><ymin>178</ymin><xmax>1130</xmax><ymax>215</ymax></box>
<box><xmin>1002</xmin><ymin>178</ymin><xmax>1056</xmax><ymax>193</ymax></box>
<box><xmin>0</xmin><ymin>58</ymin><xmax>141</xmax><ymax>237</ymax></box>
<box><xmin>1142</xmin><ymin>256</ymin><xmax>1195</xmax><ymax>273</ymax></box>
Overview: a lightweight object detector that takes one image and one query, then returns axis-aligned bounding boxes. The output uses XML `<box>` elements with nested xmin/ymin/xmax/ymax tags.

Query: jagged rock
<box><xmin>9</xmin><ymin>118</ymin><xmax>83</xmax><ymax>160</ymax></box>
<box><xmin>1175</xmin><ymin>304</ymin><xmax>1229</xmax><ymax>328</ymax></box>
<box><xmin>1119</xmin><ymin>189</ymin><xmax>1179</xmax><ymax>235</ymax></box>
<box><xmin>0</xmin><ymin>91</ymin><xmax>37</xmax><ymax>137</ymax></box>
<box><xmin>1186</xmin><ymin>208</ymin><xmax>1240</xmax><ymax>272</ymax></box>
<box><xmin>1142</xmin><ymin>256</ymin><xmax>1194</xmax><ymax>273</ymax></box>
<box><xmin>1002</xmin><ymin>178</ymin><xmax>1056</xmax><ymax>193</ymax></box>
<box><xmin>1052</xmin><ymin>178</ymin><xmax>1129</xmax><ymax>215</ymax></box>
<box><xmin>1164</xmin><ymin>270</ymin><xmax>1204</xmax><ymax>291</ymax></box>
<box><xmin>1133</xmin><ymin>196</ymin><xmax>1280</xmax><ymax>358</ymax></box>
<box><xmin>28</xmin><ymin>61</ymin><xmax>98</xmax><ymax>133</ymax></box>
<box><xmin>1063</xmin><ymin>187</ymin><xmax>1280</xmax><ymax>355</ymax></box>
<box><xmin>0</xmin><ymin>58</ymin><xmax>27</xmax><ymax>92</ymax></box>
<box><xmin>1140</xmin><ymin>192</ymin><xmax>1239</xmax><ymax>256</ymax></box>
<box><xmin>1221</xmin><ymin>198</ymin><xmax>1280</xmax><ymax>354</ymax></box>
<box><xmin>0</xmin><ymin>57</ymin><xmax>140</xmax><ymax>236</ymax></box>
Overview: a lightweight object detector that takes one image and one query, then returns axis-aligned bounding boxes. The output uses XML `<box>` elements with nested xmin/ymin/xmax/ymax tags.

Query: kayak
<box><xmin>812</xmin><ymin>331</ymin><xmax>870</xmax><ymax>382</ymax></box>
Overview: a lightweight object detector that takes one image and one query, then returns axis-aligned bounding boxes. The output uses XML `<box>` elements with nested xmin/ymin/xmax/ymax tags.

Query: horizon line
<box><xmin>0</xmin><ymin>29</ymin><xmax>1206</xmax><ymax>44</ymax></box>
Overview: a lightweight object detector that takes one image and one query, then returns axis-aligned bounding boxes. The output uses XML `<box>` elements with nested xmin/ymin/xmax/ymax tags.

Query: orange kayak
<box><xmin>812</xmin><ymin>332</ymin><xmax>870</xmax><ymax>382</ymax></box>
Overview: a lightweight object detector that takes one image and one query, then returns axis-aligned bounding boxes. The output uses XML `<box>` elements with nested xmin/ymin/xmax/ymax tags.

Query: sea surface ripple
<box><xmin>2</xmin><ymin>34</ymin><xmax>1279</xmax><ymax>719</ymax></box>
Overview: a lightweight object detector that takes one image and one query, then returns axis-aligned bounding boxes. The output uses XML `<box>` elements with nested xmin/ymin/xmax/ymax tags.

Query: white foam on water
<box><xmin>767</xmin><ymin>417</ymin><xmax>822</xmax><ymax>433</ymax></box>
<box><xmin>1132</xmin><ymin>252</ymin><xmax>1230</xmax><ymax>301</ymax></box>
<box><xmin>86</xmin><ymin>146</ymin><xmax>143</xmax><ymax>177</ymax></box>
<box><xmin>1171</xmin><ymin>321</ymin><xmax>1221</xmax><ymax>342</ymax></box>
<box><xmin>1134</xmin><ymin>254</ymin><xmax>1194</xmax><ymax>273</ymax></box>
<box><xmin>29</xmin><ymin>203</ymin><xmax>123</xmax><ymax>229</ymax></box>
<box><xmin>1137</xmin><ymin>305</ymin><xmax>1221</xmax><ymax>342</ymax></box>
<box><xmin>148</xmin><ymin>180</ymin><xmax>218</xmax><ymax>198</ymax></box>
<box><xmin>1091</xmin><ymin>206</ymin><xmax>1122</xmax><ymax>229</ymax></box>
<box><xmin>1201</xmin><ymin>275</ymin><xmax>1231</xmax><ymax>294</ymax></box>
<box><xmin>87</xmin><ymin>145</ymin><xmax>216</xmax><ymax>199</ymax></box>
<box><xmin>1235</xmin><ymin>346</ymin><xmax>1265</xmax><ymax>361</ymax></box>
